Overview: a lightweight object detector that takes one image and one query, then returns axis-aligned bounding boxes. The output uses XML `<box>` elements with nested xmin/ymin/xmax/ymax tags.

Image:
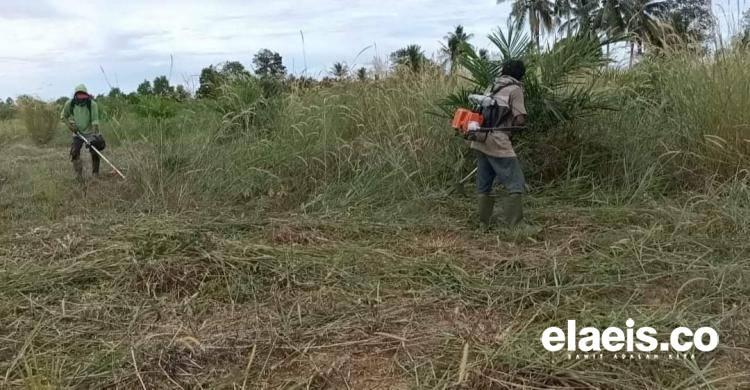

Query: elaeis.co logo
<box><xmin>541</xmin><ymin>319</ymin><xmax>719</xmax><ymax>361</ymax></box>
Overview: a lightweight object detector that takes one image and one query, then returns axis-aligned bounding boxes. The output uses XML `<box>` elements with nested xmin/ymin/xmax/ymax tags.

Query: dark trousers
<box><xmin>476</xmin><ymin>151</ymin><xmax>526</xmax><ymax>194</ymax></box>
<box><xmin>70</xmin><ymin>135</ymin><xmax>102</xmax><ymax>174</ymax></box>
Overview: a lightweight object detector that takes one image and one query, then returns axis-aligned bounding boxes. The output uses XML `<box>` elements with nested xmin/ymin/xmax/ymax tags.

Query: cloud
<box><xmin>0</xmin><ymin>0</ymin><xmax>63</xmax><ymax>19</ymax></box>
<box><xmin>0</xmin><ymin>0</ymin><xmax>516</xmax><ymax>98</ymax></box>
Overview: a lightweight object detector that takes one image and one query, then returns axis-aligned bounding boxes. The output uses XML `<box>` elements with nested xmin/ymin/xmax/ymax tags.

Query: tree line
<box><xmin>496</xmin><ymin>0</ymin><xmax>718</xmax><ymax>64</ymax></box>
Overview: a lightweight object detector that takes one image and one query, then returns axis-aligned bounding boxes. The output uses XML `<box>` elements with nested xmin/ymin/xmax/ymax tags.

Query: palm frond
<box><xmin>533</xmin><ymin>32</ymin><xmax>609</xmax><ymax>89</ymax></box>
<box><xmin>488</xmin><ymin>22</ymin><xmax>533</xmax><ymax>61</ymax></box>
<box><xmin>432</xmin><ymin>85</ymin><xmax>476</xmax><ymax>118</ymax></box>
<box><xmin>523</xmin><ymin>32</ymin><xmax>615</xmax><ymax>127</ymax></box>
<box><xmin>439</xmin><ymin>26</ymin><xmax>616</xmax><ymax>130</ymax></box>
<box><xmin>458</xmin><ymin>45</ymin><xmax>502</xmax><ymax>88</ymax></box>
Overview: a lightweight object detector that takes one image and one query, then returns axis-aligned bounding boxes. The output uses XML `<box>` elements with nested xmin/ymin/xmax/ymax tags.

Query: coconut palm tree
<box><xmin>622</xmin><ymin>0</ymin><xmax>668</xmax><ymax>65</ymax></box>
<box><xmin>441</xmin><ymin>25</ymin><xmax>474</xmax><ymax>73</ymax></box>
<box><xmin>558</xmin><ymin>0</ymin><xmax>600</xmax><ymax>36</ymax></box>
<box><xmin>592</xmin><ymin>0</ymin><xmax>628</xmax><ymax>55</ymax></box>
<box><xmin>356</xmin><ymin>67</ymin><xmax>368</xmax><ymax>81</ymax></box>
<box><xmin>330</xmin><ymin>62</ymin><xmax>349</xmax><ymax>79</ymax></box>
<box><xmin>390</xmin><ymin>45</ymin><xmax>428</xmax><ymax>73</ymax></box>
<box><xmin>497</xmin><ymin>0</ymin><xmax>557</xmax><ymax>48</ymax></box>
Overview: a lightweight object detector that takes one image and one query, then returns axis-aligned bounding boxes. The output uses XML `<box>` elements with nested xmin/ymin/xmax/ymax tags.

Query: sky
<box><xmin>0</xmin><ymin>0</ymin><xmax>518</xmax><ymax>99</ymax></box>
<box><xmin>1</xmin><ymin>0</ymin><xmax>747</xmax><ymax>100</ymax></box>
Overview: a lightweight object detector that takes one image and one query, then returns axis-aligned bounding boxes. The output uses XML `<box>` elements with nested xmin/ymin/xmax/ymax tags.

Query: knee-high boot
<box><xmin>503</xmin><ymin>194</ymin><xmax>523</xmax><ymax>226</ymax></box>
<box><xmin>478</xmin><ymin>194</ymin><xmax>495</xmax><ymax>226</ymax></box>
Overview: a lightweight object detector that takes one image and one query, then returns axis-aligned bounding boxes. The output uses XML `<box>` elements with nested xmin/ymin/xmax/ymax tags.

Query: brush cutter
<box><xmin>451</xmin><ymin>108</ymin><xmax>525</xmax><ymax>141</ymax></box>
<box><xmin>75</xmin><ymin>132</ymin><xmax>126</xmax><ymax>180</ymax></box>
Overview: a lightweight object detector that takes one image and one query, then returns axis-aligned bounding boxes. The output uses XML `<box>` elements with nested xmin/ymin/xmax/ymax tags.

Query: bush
<box><xmin>95</xmin><ymin>96</ymin><xmax>130</xmax><ymax>122</ymax></box>
<box><xmin>133</xmin><ymin>95</ymin><xmax>178</xmax><ymax>119</ymax></box>
<box><xmin>213</xmin><ymin>75</ymin><xmax>283</xmax><ymax>138</ymax></box>
<box><xmin>0</xmin><ymin>103</ymin><xmax>15</xmax><ymax>121</ymax></box>
<box><xmin>19</xmin><ymin>100</ymin><xmax>58</xmax><ymax>145</ymax></box>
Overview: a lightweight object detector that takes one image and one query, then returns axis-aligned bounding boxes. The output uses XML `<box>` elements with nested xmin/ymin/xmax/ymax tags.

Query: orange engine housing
<box><xmin>451</xmin><ymin>108</ymin><xmax>483</xmax><ymax>134</ymax></box>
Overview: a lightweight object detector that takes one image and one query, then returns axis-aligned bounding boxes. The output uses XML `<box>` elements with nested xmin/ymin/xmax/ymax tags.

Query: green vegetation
<box><xmin>0</xmin><ymin>97</ymin><xmax>16</xmax><ymax>121</ymax></box>
<box><xmin>1</xmin><ymin>9</ymin><xmax>749</xmax><ymax>390</ymax></box>
<box><xmin>18</xmin><ymin>99</ymin><xmax>59</xmax><ymax>146</ymax></box>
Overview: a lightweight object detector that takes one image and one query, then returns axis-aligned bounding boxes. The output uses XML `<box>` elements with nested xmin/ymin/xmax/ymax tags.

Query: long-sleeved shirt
<box><xmin>469</xmin><ymin>76</ymin><xmax>527</xmax><ymax>158</ymax></box>
<box><xmin>60</xmin><ymin>99</ymin><xmax>100</xmax><ymax>133</ymax></box>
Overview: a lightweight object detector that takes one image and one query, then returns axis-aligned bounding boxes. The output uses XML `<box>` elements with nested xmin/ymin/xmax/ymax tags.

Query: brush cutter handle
<box><xmin>74</xmin><ymin>132</ymin><xmax>127</xmax><ymax>180</ymax></box>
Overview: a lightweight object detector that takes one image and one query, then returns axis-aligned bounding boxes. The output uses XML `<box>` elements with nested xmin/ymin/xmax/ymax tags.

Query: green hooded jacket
<box><xmin>60</xmin><ymin>84</ymin><xmax>100</xmax><ymax>132</ymax></box>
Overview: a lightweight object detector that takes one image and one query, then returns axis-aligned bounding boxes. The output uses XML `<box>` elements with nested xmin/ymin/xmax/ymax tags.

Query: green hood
<box><xmin>74</xmin><ymin>84</ymin><xmax>88</xmax><ymax>94</ymax></box>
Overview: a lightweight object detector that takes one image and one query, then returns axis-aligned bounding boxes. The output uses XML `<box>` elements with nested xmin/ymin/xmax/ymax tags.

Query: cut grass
<box><xmin>1</xmin><ymin>171</ymin><xmax>748</xmax><ymax>388</ymax></box>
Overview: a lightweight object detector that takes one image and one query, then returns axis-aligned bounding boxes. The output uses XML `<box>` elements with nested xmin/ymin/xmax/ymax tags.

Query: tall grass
<box><xmin>94</xmin><ymin>48</ymin><xmax>750</xmax><ymax>216</ymax></box>
<box><xmin>112</xmin><ymin>69</ymin><xmax>460</xmax><ymax>211</ymax></box>
<box><xmin>553</xmin><ymin>49</ymin><xmax>750</xmax><ymax>197</ymax></box>
<box><xmin>19</xmin><ymin>100</ymin><xmax>58</xmax><ymax>146</ymax></box>
<box><xmin>655</xmin><ymin>50</ymin><xmax>750</xmax><ymax>179</ymax></box>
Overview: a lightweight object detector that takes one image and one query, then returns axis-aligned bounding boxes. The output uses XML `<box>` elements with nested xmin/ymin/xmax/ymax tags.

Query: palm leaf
<box><xmin>437</xmin><ymin>27</ymin><xmax>616</xmax><ymax>130</ymax></box>
<box><xmin>458</xmin><ymin>45</ymin><xmax>502</xmax><ymax>89</ymax></box>
<box><xmin>488</xmin><ymin>22</ymin><xmax>534</xmax><ymax>61</ymax></box>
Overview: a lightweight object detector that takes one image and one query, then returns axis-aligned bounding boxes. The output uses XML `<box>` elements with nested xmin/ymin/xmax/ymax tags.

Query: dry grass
<box><xmin>18</xmin><ymin>101</ymin><xmax>59</xmax><ymax>146</ymax></box>
<box><xmin>1</xmin><ymin>161</ymin><xmax>748</xmax><ymax>388</ymax></box>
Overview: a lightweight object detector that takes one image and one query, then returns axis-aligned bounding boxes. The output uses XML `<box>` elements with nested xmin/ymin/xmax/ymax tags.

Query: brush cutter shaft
<box><xmin>471</xmin><ymin>126</ymin><xmax>526</xmax><ymax>133</ymax></box>
<box><xmin>459</xmin><ymin>167</ymin><xmax>478</xmax><ymax>184</ymax></box>
<box><xmin>464</xmin><ymin>126</ymin><xmax>526</xmax><ymax>143</ymax></box>
<box><xmin>75</xmin><ymin>133</ymin><xmax>126</xmax><ymax>180</ymax></box>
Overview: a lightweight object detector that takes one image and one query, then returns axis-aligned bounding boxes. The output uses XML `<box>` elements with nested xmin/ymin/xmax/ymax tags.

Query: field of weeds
<box><xmin>1</xmin><ymin>46</ymin><xmax>749</xmax><ymax>388</ymax></box>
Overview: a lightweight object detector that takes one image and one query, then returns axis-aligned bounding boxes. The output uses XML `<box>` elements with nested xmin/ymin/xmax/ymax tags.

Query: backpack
<box><xmin>479</xmin><ymin>84</ymin><xmax>512</xmax><ymax>129</ymax></box>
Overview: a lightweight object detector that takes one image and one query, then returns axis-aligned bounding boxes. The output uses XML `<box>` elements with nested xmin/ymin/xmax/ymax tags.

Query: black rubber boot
<box><xmin>503</xmin><ymin>194</ymin><xmax>524</xmax><ymax>226</ymax></box>
<box><xmin>73</xmin><ymin>158</ymin><xmax>83</xmax><ymax>181</ymax></box>
<box><xmin>478</xmin><ymin>194</ymin><xmax>495</xmax><ymax>227</ymax></box>
<box><xmin>91</xmin><ymin>153</ymin><xmax>100</xmax><ymax>177</ymax></box>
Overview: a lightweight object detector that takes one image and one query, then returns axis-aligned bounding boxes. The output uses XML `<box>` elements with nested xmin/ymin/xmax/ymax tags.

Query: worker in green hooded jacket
<box><xmin>60</xmin><ymin>84</ymin><xmax>105</xmax><ymax>180</ymax></box>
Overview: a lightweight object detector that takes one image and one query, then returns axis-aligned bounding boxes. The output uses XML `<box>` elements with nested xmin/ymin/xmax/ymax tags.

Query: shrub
<box><xmin>211</xmin><ymin>75</ymin><xmax>284</xmax><ymax>139</ymax></box>
<box><xmin>133</xmin><ymin>95</ymin><xmax>178</xmax><ymax>119</ymax></box>
<box><xmin>19</xmin><ymin>100</ymin><xmax>58</xmax><ymax>145</ymax></box>
<box><xmin>0</xmin><ymin>103</ymin><xmax>15</xmax><ymax>121</ymax></box>
<box><xmin>95</xmin><ymin>96</ymin><xmax>130</xmax><ymax>122</ymax></box>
